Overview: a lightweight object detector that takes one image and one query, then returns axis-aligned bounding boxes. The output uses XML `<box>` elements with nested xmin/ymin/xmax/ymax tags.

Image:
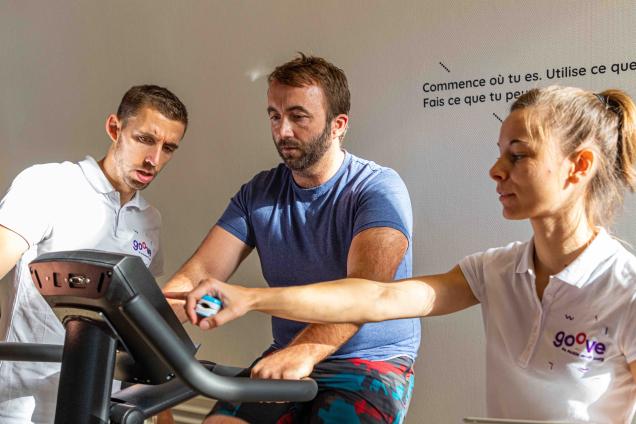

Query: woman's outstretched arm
<box><xmin>174</xmin><ymin>265</ymin><xmax>478</xmax><ymax>329</ymax></box>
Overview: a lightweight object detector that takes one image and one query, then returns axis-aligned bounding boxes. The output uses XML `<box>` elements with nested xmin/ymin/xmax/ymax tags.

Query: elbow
<box><xmin>374</xmin><ymin>281</ymin><xmax>436</xmax><ymax>320</ymax></box>
<box><xmin>369</xmin><ymin>284</ymin><xmax>398</xmax><ymax>322</ymax></box>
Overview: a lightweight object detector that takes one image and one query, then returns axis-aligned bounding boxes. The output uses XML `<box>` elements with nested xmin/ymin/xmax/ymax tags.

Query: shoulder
<box><xmin>235</xmin><ymin>164</ymin><xmax>291</xmax><ymax>201</ymax></box>
<box><xmin>245</xmin><ymin>163</ymin><xmax>289</xmax><ymax>189</ymax></box>
<box><xmin>349</xmin><ymin>154</ymin><xmax>402</xmax><ymax>179</ymax></box>
<box><xmin>462</xmin><ymin>240</ymin><xmax>527</xmax><ymax>269</ymax></box>
<box><xmin>346</xmin><ymin>154</ymin><xmax>407</xmax><ymax>192</ymax></box>
<box><xmin>606</xmin><ymin>240</ymin><xmax>636</xmax><ymax>296</ymax></box>
<box><xmin>17</xmin><ymin>160</ymin><xmax>77</xmax><ymax>178</ymax></box>
<box><xmin>459</xmin><ymin>241</ymin><xmax>527</xmax><ymax>300</ymax></box>
<box><xmin>9</xmin><ymin>161</ymin><xmax>80</xmax><ymax>191</ymax></box>
<box><xmin>485</xmin><ymin>240</ymin><xmax>526</xmax><ymax>260</ymax></box>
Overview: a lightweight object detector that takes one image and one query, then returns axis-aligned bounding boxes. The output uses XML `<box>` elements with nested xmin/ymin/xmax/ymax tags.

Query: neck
<box><xmin>530</xmin><ymin>207</ymin><xmax>596</xmax><ymax>276</ymax></box>
<box><xmin>291</xmin><ymin>145</ymin><xmax>345</xmax><ymax>188</ymax></box>
<box><xmin>98</xmin><ymin>155</ymin><xmax>135</xmax><ymax>206</ymax></box>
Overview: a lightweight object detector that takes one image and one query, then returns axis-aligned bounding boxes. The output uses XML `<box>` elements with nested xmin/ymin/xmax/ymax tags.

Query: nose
<box><xmin>144</xmin><ymin>145</ymin><xmax>162</xmax><ymax>168</ymax></box>
<box><xmin>274</xmin><ymin>117</ymin><xmax>294</xmax><ymax>140</ymax></box>
<box><xmin>489</xmin><ymin>157</ymin><xmax>507</xmax><ymax>181</ymax></box>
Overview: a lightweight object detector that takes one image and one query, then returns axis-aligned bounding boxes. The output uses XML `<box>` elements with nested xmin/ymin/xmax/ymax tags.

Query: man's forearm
<box><xmin>163</xmin><ymin>274</ymin><xmax>194</xmax><ymax>292</ymax></box>
<box><xmin>164</xmin><ymin>225</ymin><xmax>253</xmax><ymax>294</ymax></box>
<box><xmin>286</xmin><ymin>322</ymin><xmax>360</xmax><ymax>361</ymax></box>
<box><xmin>163</xmin><ymin>262</ymin><xmax>202</xmax><ymax>292</ymax></box>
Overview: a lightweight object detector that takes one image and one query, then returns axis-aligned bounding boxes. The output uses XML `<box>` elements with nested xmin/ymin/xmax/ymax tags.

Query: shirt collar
<box><xmin>127</xmin><ymin>191</ymin><xmax>150</xmax><ymax>210</ymax></box>
<box><xmin>516</xmin><ymin>238</ymin><xmax>534</xmax><ymax>275</ymax></box>
<box><xmin>514</xmin><ymin>228</ymin><xmax>618</xmax><ymax>287</ymax></box>
<box><xmin>290</xmin><ymin>151</ymin><xmax>351</xmax><ymax>201</ymax></box>
<box><xmin>554</xmin><ymin>228</ymin><xmax>617</xmax><ymax>287</ymax></box>
<box><xmin>78</xmin><ymin>156</ymin><xmax>150</xmax><ymax>210</ymax></box>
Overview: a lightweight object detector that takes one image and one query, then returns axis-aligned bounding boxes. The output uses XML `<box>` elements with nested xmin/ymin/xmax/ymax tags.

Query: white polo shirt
<box><xmin>0</xmin><ymin>156</ymin><xmax>163</xmax><ymax>424</ymax></box>
<box><xmin>459</xmin><ymin>228</ymin><xmax>636</xmax><ymax>423</ymax></box>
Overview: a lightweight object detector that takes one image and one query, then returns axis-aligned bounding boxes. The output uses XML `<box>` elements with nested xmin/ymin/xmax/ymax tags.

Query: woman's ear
<box><xmin>567</xmin><ymin>148</ymin><xmax>595</xmax><ymax>184</ymax></box>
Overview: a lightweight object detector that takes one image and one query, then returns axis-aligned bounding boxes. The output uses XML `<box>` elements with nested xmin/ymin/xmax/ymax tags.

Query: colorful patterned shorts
<box><xmin>210</xmin><ymin>355</ymin><xmax>415</xmax><ymax>424</ymax></box>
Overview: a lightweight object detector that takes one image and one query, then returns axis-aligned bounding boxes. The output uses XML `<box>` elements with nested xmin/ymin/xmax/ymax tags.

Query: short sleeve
<box><xmin>459</xmin><ymin>251</ymin><xmax>487</xmax><ymax>303</ymax></box>
<box><xmin>217</xmin><ymin>182</ymin><xmax>256</xmax><ymax>247</ymax></box>
<box><xmin>618</xmin><ymin>294</ymin><xmax>636</xmax><ymax>363</ymax></box>
<box><xmin>0</xmin><ymin>166</ymin><xmax>54</xmax><ymax>246</ymax></box>
<box><xmin>353</xmin><ymin>169</ymin><xmax>413</xmax><ymax>242</ymax></box>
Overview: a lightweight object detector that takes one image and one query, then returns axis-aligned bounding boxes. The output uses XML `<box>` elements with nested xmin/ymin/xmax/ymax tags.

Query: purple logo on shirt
<box><xmin>132</xmin><ymin>239</ymin><xmax>152</xmax><ymax>258</ymax></box>
<box><xmin>553</xmin><ymin>330</ymin><xmax>606</xmax><ymax>361</ymax></box>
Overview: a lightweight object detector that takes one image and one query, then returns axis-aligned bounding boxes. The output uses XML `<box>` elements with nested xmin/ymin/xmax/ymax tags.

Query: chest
<box><xmin>38</xmin><ymin>192</ymin><xmax>160</xmax><ymax>267</ymax></box>
<box><xmin>248</xmin><ymin>194</ymin><xmax>358</xmax><ymax>284</ymax></box>
<box><xmin>486</xmin><ymin>275</ymin><xmax>625</xmax><ymax>370</ymax></box>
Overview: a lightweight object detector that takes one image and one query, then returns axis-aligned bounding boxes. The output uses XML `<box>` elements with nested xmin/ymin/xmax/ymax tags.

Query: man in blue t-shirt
<box><xmin>164</xmin><ymin>54</ymin><xmax>420</xmax><ymax>423</ymax></box>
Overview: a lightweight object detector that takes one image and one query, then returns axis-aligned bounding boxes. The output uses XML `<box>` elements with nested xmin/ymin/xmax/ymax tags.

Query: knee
<box><xmin>203</xmin><ymin>415</ymin><xmax>249</xmax><ymax>424</ymax></box>
<box><xmin>154</xmin><ymin>410</ymin><xmax>175</xmax><ymax>424</ymax></box>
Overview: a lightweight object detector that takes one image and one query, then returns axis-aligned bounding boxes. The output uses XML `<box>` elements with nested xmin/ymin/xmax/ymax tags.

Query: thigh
<box><xmin>210</xmin><ymin>399</ymin><xmax>300</xmax><ymax>424</ymax></box>
<box><xmin>304</xmin><ymin>356</ymin><xmax>415</xmax><ymax>424</ymax></box>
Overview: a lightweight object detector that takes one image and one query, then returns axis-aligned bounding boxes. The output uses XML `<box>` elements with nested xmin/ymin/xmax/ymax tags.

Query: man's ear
<box><xmin>567</xmin><ymin>148</ymin><xmax>595</xmax><ymax>184</ymax></box>
<box><xmin>105</xmin><ymin>114</ymin><xmax>121</xmax><ymax>144</ymax></box>
<box><xmin>331</xmin><ymin>114</ymin><xmax>349</xmax><ymax>142</ymax></box>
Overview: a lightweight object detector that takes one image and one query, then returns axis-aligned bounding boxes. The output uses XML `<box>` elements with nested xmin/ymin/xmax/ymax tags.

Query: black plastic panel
<box><xmin>30</xmin><ymin>250</ymin><xmax>196</xmax><ymax>384</ymax></box>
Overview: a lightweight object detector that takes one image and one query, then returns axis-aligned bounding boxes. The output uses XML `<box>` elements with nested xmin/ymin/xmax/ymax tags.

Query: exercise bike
<box><xmin>0</xmin><ymin>250</ymin><xmax>317</xmax><ymax>423</ymax></box>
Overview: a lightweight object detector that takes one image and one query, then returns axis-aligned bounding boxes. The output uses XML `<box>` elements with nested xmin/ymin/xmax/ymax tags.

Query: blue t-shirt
<box><xmin>218</xmin><ymin>152</ymin><xmax>420</xmax><ymax>360</ymax></box>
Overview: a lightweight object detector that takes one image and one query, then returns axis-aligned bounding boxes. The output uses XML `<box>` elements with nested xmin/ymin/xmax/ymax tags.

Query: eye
<box><xmin>269</xmin><ymin>114</ymin><xmax>281</xmax><ymax>122</ymax></box>
<box><xmin>510</xmin><ymin>153</ymin><xmax>526</xmax><ymax>162</ymax></box>
<box><xmin>137</xmin><ymin>135</ymin><xmax>153</xmax><ymax>145</ymax></box>
<box><xmin>292</xmin><ymin>114</ymin><xmax>308</xmax><ymax>121</ymax></box>
<box><xmin>162</xmin><ymin>145</ymin><xmax>175</xmax><ymax>153</ymax></box>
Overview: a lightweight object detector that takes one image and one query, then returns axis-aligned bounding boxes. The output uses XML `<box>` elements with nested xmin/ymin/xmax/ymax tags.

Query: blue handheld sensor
<box><xmin>196</xmin><ymin>294</ymin><xmax>222</xmax><ymax>318</ymax></box>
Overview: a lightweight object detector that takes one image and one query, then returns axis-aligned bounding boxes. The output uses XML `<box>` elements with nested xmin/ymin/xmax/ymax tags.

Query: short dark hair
<box><xmin>268</xmin><ymin>53</ymin><xmax>350</xmax><ymax>121</ymax></box>
<box><xmin>116</xmin><ymin>85</ymin><xmax>188</xmax><ymax>129</ymax></box>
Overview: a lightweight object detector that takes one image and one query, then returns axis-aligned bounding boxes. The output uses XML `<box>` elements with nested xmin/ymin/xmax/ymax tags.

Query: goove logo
<box><xmin>553</xmin><ymin>331</ymin><xmax>606</xmax><ymax>360</ymax></box>
<box><xmin>132</xmin><ymin>239</ymin><xmax>152</xmax><ymax>258</ymax></box>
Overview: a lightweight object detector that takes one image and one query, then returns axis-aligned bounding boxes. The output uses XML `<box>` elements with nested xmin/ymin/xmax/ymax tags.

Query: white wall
<box><xmin>2</xmin><ymin>1</ymin><xmax>636</xmax><ymax>422</ymax></box>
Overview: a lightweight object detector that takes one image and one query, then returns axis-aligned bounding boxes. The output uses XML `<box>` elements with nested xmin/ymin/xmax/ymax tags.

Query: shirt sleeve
<box><xmin>0</xmin><ymin>166</ymin><xmax>54</xmax><ymax>247</ymax></box>
<box><xmin>618</xmin><ymin>292</ymin><xmax>636</xmax><ymax>363</ymax></box>
<box><xmin>353</xmin><ymin>168</ymin><xmax>413</xmax><ymax>242</ymax></box>
<box><xmin>217</xmin><ymin>181</ymin><xmax>256</xmax><ymax>247</ymax></box>
<box><xmin>458</xmin><ymin>251</ymin><xmax>487</xmax><ymax>303</ymax></box>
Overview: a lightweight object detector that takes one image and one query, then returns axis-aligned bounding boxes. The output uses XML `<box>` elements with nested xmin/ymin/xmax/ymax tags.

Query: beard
<box><xmin>274</xmin><ymin>122</ymin><xmax>331</xmax><ymax>172</ymax></box>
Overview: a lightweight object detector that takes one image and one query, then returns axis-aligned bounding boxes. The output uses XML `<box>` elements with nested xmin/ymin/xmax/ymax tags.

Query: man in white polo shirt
<box><xmin>0</xmin><ymin>85</ymin><xmax>188</xmax><ymax>424</ymax></box>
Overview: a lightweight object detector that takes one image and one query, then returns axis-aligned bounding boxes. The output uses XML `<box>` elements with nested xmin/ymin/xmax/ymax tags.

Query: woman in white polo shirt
<box><xmin>178</xmin><ymin>85</ymin><xmax>636</xmax><ymax>423</ymax></box>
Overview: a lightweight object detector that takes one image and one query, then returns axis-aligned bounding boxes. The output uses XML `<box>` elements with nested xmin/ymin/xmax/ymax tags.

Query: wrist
<box><xmin>248</xmin><ymin>287</ymin><xmax>272</xmax><ymax>313</ymax></box>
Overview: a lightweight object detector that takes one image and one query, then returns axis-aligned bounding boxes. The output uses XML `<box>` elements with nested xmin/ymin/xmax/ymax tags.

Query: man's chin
<box><xmin>278</xmin><ymin>148</ymin><xmax>324</xmax><ymax>172</ymax></box>
<box><xmin>127</xmin><ymin>179</ymin><xmax>150</xmax><ymax>191</ymax></box>
<box><xmin>278</xmin><ymin>153</ymin><xmax>304</xmax><ymax>170</ymax></box>
<box><xmin>282</xmin><ymin>159</ymin><xmax>308</xmax><ymax>171</ymax></box>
